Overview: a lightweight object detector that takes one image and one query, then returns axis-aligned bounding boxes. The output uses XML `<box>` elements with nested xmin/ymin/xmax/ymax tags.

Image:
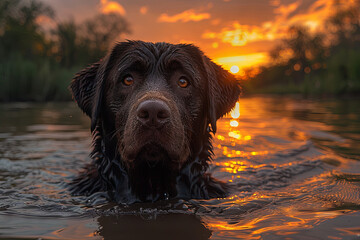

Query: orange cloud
<box><xmin>100</xmin><ymin>0</ymin><xmax>126</xmax><ymax>16</ymax></box>
<box><xmin>158</xmin><ymin>9</ymin><xmax>210</xmax><ymax>23</ymax></box>
<box><xmin>270</xmin><ymin>0</ymin><xmax>281</xmax><ymax>7</ymax></box>
<box><xmin>274</xmin><ymin>1</ymin><xmax>300</xmax><ymax>20</ymax></box>
<box><xmin>202</xmin><ymin>0</ymin><xmax>356</xmax><ymax>47</ymax></box>
<box><xmin>203</xmin><ymin>22</ymin><xmax>265</xmax><ymax>46</ymax></box>
<box><xmin>140</xmin><ymin>6</ymin><xmax>148</xmax><ymax>15</ymax></box>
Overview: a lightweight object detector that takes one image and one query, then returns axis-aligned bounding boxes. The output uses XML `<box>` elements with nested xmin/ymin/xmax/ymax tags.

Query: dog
<box><xmin>70</xmin><ymin>41</ymin><xmax>241</xmax><ymax>203</ymax></box>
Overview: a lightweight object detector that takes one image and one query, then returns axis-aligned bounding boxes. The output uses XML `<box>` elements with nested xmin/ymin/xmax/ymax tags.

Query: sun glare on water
<box><xmin>230</xmin><ymin>65</ymin><xmax>240</xmax><ymax>74</ymax></box>
<box><xmin>230</xmin><ymin>120</ymin><xmax>239</xmax><ymax>127</ymax></box>
<box><xmin>230</xmin><ymin>102</ymin><xmax>240</xmax><ymax>119</ymax></box>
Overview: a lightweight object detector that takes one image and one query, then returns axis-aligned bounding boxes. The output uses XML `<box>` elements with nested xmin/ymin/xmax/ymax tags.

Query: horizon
<box><xmin>41</xmin><ymin>0</ymin><xmax>356</xmax><ymax>75</ymax></box>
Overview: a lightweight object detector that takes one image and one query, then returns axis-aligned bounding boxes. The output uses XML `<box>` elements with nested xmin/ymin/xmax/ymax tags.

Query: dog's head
<box><xmin>71</xmin><ymin>41</ymin><xmax>240</xmax><ymax>171</ymax></box>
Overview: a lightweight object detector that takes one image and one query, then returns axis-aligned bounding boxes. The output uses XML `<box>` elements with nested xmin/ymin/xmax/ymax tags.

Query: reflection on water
<box><xmin>97</xmin><ymin>213</ymin><xmax>211</xmax><ymax>240</ymax></box>
<box><xmin>0</xmin><ymin>97</ymin><xmax>360</xmax><ymax>239</ymax></box>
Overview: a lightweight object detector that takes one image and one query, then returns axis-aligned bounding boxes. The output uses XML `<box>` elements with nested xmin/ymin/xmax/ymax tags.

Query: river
<box><xmin>0</xmin><ymin>95</ymin><xmax>359</xmax><ymax>239</ymax></box>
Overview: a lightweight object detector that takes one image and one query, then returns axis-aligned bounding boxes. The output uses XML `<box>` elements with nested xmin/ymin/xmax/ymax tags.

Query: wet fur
<box><xmin>70</xmin><ymin>41</ymin><xmax>241</xmax><ymax>203</ymax></box>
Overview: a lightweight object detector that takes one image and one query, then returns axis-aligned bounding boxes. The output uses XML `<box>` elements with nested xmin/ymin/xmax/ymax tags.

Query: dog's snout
<box><xmin>137</xmin><ymin>100</ymin><xmax>170</xmax><ymax>128</ymax></box>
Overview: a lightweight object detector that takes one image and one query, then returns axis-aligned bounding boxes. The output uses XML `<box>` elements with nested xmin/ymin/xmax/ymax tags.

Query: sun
<box><xmin>230</xmin><ymin>65</ymin><xmax>240</xmax><ymax>74</ymax></box>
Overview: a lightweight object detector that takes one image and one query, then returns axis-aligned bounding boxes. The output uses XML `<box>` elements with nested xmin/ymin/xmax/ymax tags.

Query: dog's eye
<box><xmin>123</xmin><ymin>75</ymin><xmax>134</xmax><ymax>86</ymax></box>
<box><xmin>178</xmin><ymin>78</ymin><xmax>189</xmax><ymax>88</ymax></box>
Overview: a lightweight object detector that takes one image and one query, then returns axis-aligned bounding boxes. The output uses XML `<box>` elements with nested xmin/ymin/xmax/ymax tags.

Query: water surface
<box><xmin>0</xmin><ymin>96</ymin><xmax>360</xmax><ymax>239</ymax></box>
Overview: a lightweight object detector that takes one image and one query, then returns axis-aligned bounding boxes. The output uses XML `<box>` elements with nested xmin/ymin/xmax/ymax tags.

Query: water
<box><xmin>0</xmin><ymin>96</ymin><xmax>360</xmax><ymax>239</ymax></box>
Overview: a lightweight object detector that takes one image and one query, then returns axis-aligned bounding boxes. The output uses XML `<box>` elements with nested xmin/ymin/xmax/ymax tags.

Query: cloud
<box><xmin>270</xmin><ymin>0</ymin><xmax>281</xmax><ymax>7</ymax></box>
<box><xmin>202</xmin><ymin>22</ymin><xmax>265</xmax><ymax>46</ymax></box>
<box><xmin>268</xmin><ymin>0</ymin><xmax>333</xmax><ymax>33</ymax></box>
<box><xmin>100</xmin><ymin>0</ymin><xmax>126</xmax><ymax>16</ymax></box>
<box><xmin>273</xmin><ymin>1</ymin><xmax>300</xmax><ymax>20</ymax></box>
<box><xmin>140</xmin><ymin>6</ymin><xmax>148</xmax><ymax>15</ymax></box>
<box><xmin>158</xmin><ymin>9</ymin><xmax>210</xmax><ymax>23</ymax></box>
<box><xmin>202</xmin><ymin>1</ymin><xmax>302</xmax><ymax>46</ymax></box>
<box><xmin>211</xmin><ymin>18</ymin><xmax>221</xmax><ymax>26</ymax></box>
<box><xmin>202</xmin><ymin>0</ymin><xmax>355</xmax><ymax>47</ymax></box>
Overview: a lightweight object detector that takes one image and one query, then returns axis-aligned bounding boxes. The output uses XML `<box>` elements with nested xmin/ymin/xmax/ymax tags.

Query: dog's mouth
<box><xmin>123</xmin><ymin>140</ymin><xmax>181</xmax><ymax>167</ymax></box>
<box><xmin>135</xmin><ymin>143</ymin><xmax>169</xmax><ymax>166</ymax></box>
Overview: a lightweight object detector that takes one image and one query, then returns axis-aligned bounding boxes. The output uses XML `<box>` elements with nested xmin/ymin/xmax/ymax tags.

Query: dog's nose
<box><xmin>137</xmin><ymin>100</ymin><xmax>170</xmax><ymax>128</ymax></box>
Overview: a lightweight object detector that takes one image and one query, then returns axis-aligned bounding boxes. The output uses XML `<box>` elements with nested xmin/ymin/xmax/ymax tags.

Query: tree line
<box><xmin>0</xmin><ymin>0</ymin><xmax>130</xmax><ymax>101</ymax></box>
<box><xmin>1</xmin><ymin>0</ymin><xmax>359</xmax><ymax>100</ymax></box>
<box><xmin>243</xmin><ymin>1</ymin><xmax>360</xmax><ymax>96</ymax></box>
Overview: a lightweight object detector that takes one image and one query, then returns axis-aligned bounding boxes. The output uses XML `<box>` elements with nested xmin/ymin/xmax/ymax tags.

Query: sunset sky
<box><xmin>43</xmin><ymin>0</ymin><xmax>354</xmax><ymax>74</ymax></box>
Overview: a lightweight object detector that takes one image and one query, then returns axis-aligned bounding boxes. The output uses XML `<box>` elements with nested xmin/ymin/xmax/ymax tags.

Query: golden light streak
<box><xmin>203</xmin><ymin>22</ymin><xmax>263</xmax><ymax>47</ymax></box>
<box><xmin>222</xmin><ymin>147</ymin><xmax>268</xmax><ymax>158</ymax></box>
<box><xmin>230</xmin><ymin>102</ymin><xmax>240</xmax><ymax>119</ymax></box>
<box><xmin>206</xmin><ymin>205</ymin><xmax>342</xmax><ymax>236</ymax></box>
<box><xmin>215</xmin><ymin>53</ymin><xmax>268</xmax><ymax>74</ymax></box>
<box><xmin>158</xmin><ymin>9</ymin><xmax>210</xmax><ymax>23</ymax></box>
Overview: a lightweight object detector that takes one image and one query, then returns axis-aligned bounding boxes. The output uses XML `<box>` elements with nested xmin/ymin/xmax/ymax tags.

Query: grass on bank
<box><xmin>0</xmin><ymin>54</ymin><xmax>81</xmax><ymax>102</ymax></box>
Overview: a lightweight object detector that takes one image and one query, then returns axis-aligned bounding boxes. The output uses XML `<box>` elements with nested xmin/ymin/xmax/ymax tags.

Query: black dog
<box><xmin>70</xmin><ymin>41</ymin><xmax>240</xmax><ymax>203</ymax></box>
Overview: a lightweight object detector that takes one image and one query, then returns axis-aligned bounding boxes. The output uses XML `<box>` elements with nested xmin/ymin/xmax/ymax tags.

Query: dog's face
<box><xmin>71</xmin><ymin>41</ymin><xmax>240</xmax><ymax>172</ymax></box>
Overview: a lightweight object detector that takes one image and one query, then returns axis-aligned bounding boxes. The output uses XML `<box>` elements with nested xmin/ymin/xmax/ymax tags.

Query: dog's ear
<box><xmin>202</xmin><ymin>56</ymin><xmax>241</xmax><ymax>133</ymax></box>
<box><xmin>70</xmin><ymin>42</ymin><xmax>130</xmax><ymax>132</ymax></box>
<box><xmin>70</xmin><ymin>41</ymin><xmax>135</xmax><ymax>132</ymax></box>
<box><xmin>70</xmin><ymin>61</ymin><xmax>101</xmax><ymax>118</ymax></box>
<box><xmin>70</xmin><ymin>57</ymin><xmax>108</xmax><ymax>132</ymax></box>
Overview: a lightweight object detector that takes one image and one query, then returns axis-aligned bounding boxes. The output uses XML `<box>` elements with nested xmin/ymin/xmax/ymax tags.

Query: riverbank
<box><xmin>241</xmin><ymin>79</ymin><xmax>360</xmax><ymax>98</ymax></box>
